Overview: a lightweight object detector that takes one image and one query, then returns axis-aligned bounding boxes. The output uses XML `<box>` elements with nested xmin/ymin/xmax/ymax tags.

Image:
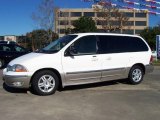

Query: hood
<box><xmin>9</xmin><ymin>52</ymin><xmax>57</xmax><ymax>66</ymax></box>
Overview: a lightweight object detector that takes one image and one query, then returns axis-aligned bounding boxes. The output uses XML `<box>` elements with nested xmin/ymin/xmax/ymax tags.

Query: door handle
<box><xmin>92</xmin><ymin>56</ymin><xmax>98</xmax><ymax>61</ymax></box>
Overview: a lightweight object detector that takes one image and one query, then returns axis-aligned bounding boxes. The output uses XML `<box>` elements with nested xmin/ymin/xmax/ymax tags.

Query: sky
<box><xmin>0</xmin><ymin>0</ymin><xmax>159</xmax><ymax>36</ymax></box>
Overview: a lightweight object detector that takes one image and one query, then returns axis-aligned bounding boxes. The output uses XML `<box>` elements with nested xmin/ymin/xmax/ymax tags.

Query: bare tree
<box><xmin>93</xmin><ymin>1</ymin><xmax>130</xmax><ymax>33</ymax></box>
<box><xmin>32</xmin><ymin>0</ymin><xmax>55</xmax><ymax>42</ymax></box>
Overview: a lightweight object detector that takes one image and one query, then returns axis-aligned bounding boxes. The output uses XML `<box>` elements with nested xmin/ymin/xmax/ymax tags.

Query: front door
<box><xmin>62</xmin><ymin>35</ymin><xmax>101</xmax><ymax>85</ymax></box>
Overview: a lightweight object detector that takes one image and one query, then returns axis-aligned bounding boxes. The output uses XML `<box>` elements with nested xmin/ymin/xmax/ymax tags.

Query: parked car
<box><xmin>0</xmin><ymin>40</ymin><xmax>16</xmax><ymax>44</ymax></box>
<box><xmin>0</xmin><ymin>43</ymin><xmax>29</xmax><ymax>68</ymax></box>
<box><xmin>152</xmin><ymin>51</ymin><xmax>157</xmax><ymax>58</ymax></box>
<box><xmin>3</xmin><ymin>33</ymin><xmax>154</xmax><ymax>95</ymax></box>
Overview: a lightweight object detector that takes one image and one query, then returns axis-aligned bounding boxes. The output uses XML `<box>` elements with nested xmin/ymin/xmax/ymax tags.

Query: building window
<box><xmin>123</xmin><ymin>29</ymin><xmax>134</xmax><ymax>34</ymax></box>
<box><xmin>111</xmin><ymin>21</ymin><xmax>119</xmax><ymax>26</ymax></box>
<box><xmin>84</xmin><ymin>12</ymin><xmax>95</xmax><ymax>17</ymax></box>
<box><xmin>60</xmin><ymin>29</ymin><xmax>66</xmax><ymax>34</ymax></box>
<box><xmin>59</xmin><ymin>20</ymin><xmax>69</xmax><ymax>25</ymax></box>
<box><xmin>97</xmin><ymin>20</ymin><xmax>132</xmax><ymax>26</ymax></box>
<box><xmin>97</xmin><ymin>12</ymin><xmax>104</xmax><ymax>17</ymax></box>
<box><xmin>97</xmin><ymin>29</ymin><xmax>105</xmax><ymax>32</ymax></box>
<box><xmin>124</xmin><ymin>21</ymin><xmax>134</xmax><ymax>26</ymax></box>
<box><xmin>59</xmin><ymin>12</ymin><xmax>69</xmax><ymax>17</ymax></box>
<box><xmin>135</xmin><ymin>13</ymin><xmax>146</xmax><ymax>17</ymax></box>
<box><xmin>71</xmin><ymin>12</ymin><xmax>82</xmax><ymax>17</ymax></box>
<box><xmin>125</xmin><ymin>12</ymin><xmax>134</xmax><ymax>17</ymax></box>
<box><xmin>135</xmin><ymin>30</ymin><xmax>143</xmax><ymax>34</ymax></box>
<box><xmin>71</xmin><ymin>20</ymin><xmax>75</xmax><ymax>25</ymax></box>
<box><xmin>97</xmin><ymin>20</ymin><xmax>103</xmax><ymax>25</ymax></box>
<box><xmin>97</xmin><ymin>29</ymin><xmax>121</xmax><ymax>33</ymax></box>
<box><xmin>97</xmin><ymin>12</ymin><xmax>115</xmax><ymax>17</ymax></box>
<box><xmin>135</xmin><ymin>21</ymin><xmax>147</xmax><ymax>26</ymax></box>
<box><xmin>112</xmin><ymin>29</ymin><xmax>121</xmax><ymax>33</ymax></box>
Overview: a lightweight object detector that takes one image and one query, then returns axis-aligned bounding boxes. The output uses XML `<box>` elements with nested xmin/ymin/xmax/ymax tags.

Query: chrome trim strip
<box><xmin>66</xmin><ymin>70</ymin><xmax>100</xmax><ymax>74</ymax></box>
<box><xmin>66</xmin><ymin>67</ymin><xmax>125</xmax><ymax>75</ymax></box>
<box><xmin>69</xmin><ymin>76</ymin><xmax>101</xmax><ymax>81</ymax></box>
<box><xmin>101</xmin><ymin>74</ymin><xmax>122</xmax><ymax>78</ymax></box>
<box><xmin>102</xmin><ymin>68</ymin><xmax>125</xmax><ymax>72</ymax></box>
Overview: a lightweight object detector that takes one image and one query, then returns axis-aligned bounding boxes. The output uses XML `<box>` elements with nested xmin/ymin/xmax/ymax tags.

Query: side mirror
<box><xmin>65</xmin><ymin>46</ymin><xmax>77</xmax><ymax>56</ymax></box>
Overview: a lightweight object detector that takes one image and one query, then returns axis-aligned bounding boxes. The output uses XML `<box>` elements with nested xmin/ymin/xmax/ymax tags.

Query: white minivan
<box><xmin>3</xmin><ymin>33</ymin><xmax>154</xmax><ymax>95</ymax></box>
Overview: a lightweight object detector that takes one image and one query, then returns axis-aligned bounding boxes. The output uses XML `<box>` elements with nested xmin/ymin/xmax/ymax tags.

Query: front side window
<box><xmin>70</xmin><ymin>35</ymin><xmax>97</xmax><ymax>55</ymax></box>
<box><xmin>14</xmin><ymin>45</ymin><xmax>26</xmax><ymax>52</ymax></box>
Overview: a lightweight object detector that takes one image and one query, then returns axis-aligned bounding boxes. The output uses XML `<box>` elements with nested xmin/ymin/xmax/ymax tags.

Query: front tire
<box><xmin>31</xmin><ymin>70</ymin><xmax>59</xmax><ymax>96</ymax></box>
<box><xmin>128</xmin><ymin>65</ymin><xmax>144</xmax><ymax>85</ymax></box>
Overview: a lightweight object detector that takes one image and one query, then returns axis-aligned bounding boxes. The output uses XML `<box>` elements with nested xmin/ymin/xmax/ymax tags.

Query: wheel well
<box><xmin>30</xmin><ymin>68</ymin><xmax>62</xmax><ymax>88</ymax></box>
<box><xmin>131</xmin><ymin>63</ymin><xmax>145</xmax><ymax>74</ymax></box>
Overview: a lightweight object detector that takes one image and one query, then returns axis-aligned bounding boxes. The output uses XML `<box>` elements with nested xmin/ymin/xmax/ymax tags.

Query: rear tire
<box><xmin>128</xmin><ymin>65</ymin><xmax>144</xmax><ymax>85</ymax></box>
<box><xmin>31</xmin><ymin>70</ymin><xmax>59</xmax><ymax>96</ymax></box>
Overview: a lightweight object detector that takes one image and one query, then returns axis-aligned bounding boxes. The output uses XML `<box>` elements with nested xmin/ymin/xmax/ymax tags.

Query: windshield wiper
<box><xmin>35</xmin><ymin>49</ymin><xmax>58</xmax><ymax>54</ymax></box>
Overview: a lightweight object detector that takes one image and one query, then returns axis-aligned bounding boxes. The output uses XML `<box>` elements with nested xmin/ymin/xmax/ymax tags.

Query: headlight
<box><xmin>7</xmin><ymin>64</ymin><xmax>28</xmax><ymax>72</ymax></box>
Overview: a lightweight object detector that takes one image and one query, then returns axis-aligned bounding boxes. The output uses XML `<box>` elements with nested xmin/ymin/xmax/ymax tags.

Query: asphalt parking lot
<box><xmin>0</xmin><ymin>67</ymin><xmax>160</xmax><ymax>120</ymax></box>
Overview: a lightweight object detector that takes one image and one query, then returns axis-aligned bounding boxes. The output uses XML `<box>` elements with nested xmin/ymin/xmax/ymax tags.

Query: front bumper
<box><xmin>145</xmin><ymin>64</ymin><xmax>154</xmax><ymax>74</ymax></box>
<box><xmin>3</xmin><ymin>75</ymin><xmax>31</xmax><ymax>88</ymax></box>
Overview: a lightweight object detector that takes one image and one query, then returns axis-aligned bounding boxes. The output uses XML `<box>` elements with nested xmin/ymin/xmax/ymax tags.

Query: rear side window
<box><xmin>97</xmin><ymin>35</ymin><xmax>148</xmax><ymax>54</ymax></box>
<box><xmin>127</xmin><ymin>37</ymin><xmax>148</xmax><ymax>52</ymax></box>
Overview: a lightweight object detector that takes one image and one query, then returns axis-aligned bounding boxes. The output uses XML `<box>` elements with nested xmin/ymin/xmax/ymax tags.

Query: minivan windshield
<box><xmin>36</xmin><ymin>35</ymin><xmax>77</xmax><ymax>53</ymax></box>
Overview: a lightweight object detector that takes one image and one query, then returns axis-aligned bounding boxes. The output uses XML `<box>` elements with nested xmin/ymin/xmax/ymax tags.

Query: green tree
<box><xmin>73</xmin><ymin>16</ymin><xmax>97</xmax><ymax>33</ymax></box>
<box><xmin>140</xmin><ymin>26</ymin><xmax>160</xmax><ymax>50</ymax></box>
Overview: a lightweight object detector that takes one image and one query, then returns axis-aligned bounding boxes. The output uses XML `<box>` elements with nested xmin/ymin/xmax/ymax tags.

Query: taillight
<box><xmin>150</xmin><ymin>55</ymin><xmax>153</xmax><ymax>63</ymax></box>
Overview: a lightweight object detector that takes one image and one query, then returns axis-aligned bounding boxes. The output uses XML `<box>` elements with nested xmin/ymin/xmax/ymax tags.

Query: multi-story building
<box><xmin>0</xmin><ymin>35</ymin><xmax>17</xmax><ymax>42</ymax></box>
<box><xmin>55</xmin><ymin>8</ymin><xmax>149</xmax><ymax>37</ymax></box>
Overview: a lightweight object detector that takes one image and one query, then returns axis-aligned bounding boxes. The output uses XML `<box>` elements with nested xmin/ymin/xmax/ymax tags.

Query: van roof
<box><xmin>71</xmin><ymin>33</ymin><xmax>140</xmax><ymax>37</ymax></box>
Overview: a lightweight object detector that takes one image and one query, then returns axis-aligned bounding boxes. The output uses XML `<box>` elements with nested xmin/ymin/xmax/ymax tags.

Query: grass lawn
<box><xmin>153</xmin><ymin>59</ymin><xmax>160</xmax><ymax>66</ymax></box>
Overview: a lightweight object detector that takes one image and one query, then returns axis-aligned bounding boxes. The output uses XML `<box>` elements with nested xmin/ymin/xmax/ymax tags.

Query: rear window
<box><xmin>97</xmin><ymin>35</ymin><xmax>148</xmax><ymax>54</ymax></box>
